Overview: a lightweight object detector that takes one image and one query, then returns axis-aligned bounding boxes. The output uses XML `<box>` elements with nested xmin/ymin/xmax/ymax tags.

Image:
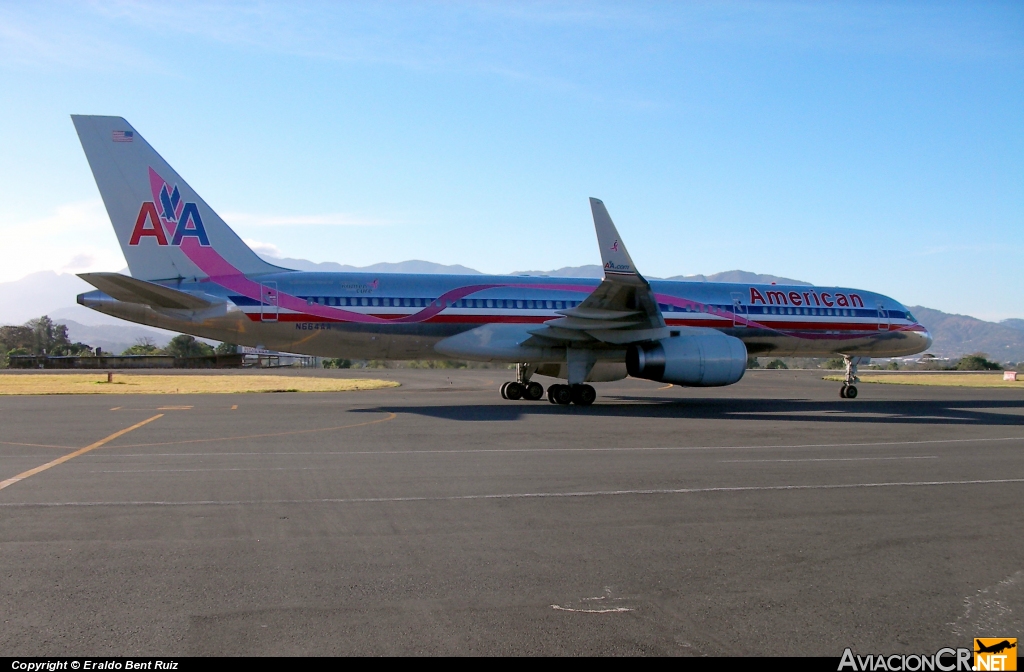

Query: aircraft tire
<box><xmin>840</xmin><ymin>384</ymin><xmax>848</xmax><ymax>399</ymax></box>
<box><xmin>500</xmin><ymin>382</ymin><xmax>510</xmax><ymax>399</ymax></box>
<box><xmin>571</xmin><ymin>384</ymin><xmax>596</xmax><ymax>406</ymax></box>
<box><xmin>548</xmin><ymin>384</ymin><xmax>572</xmax><ymax>405</ymax></box>
<box><xmin>525</xmin><ymin>382</ymin><xmax>544</xmax><ymax>401</ymax></box>
<box><xmin>505</xmin><ymin>382</ymin><xmax>524</xmax><ymax>400</ymax></box>
<box><xmin>845</xmin><ymin>385</ymin><xmax>858</xmax><ymax>399</ymax></box>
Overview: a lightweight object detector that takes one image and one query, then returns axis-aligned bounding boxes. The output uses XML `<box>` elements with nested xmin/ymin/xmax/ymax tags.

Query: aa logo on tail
<box><xmin>129</xmin><ymin>181</ymin><xmax>210</xmax><ymax>247</ymax></box>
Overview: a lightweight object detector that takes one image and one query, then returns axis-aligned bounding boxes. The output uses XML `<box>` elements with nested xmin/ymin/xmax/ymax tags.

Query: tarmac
<box><xmin>1</xmin><ymin>368</ymin><xmax>1022</xmax><ymax>656</ymax></box>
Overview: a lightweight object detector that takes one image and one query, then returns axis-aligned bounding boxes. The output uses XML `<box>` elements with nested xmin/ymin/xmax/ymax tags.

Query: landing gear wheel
<box><xmin>505</xmin><ymin>381</ymin><xmax>524</xmax><ymax>400</ymax></box>
<box><xmin>548</xmin><ymin>384</ymin><xmax>572</xmax><ymax>405</ymax></box>
<box><xmin>525</xmin><ymin>381</ymin><xmax>544</xmax><ymax>401</ymax></box>
<box><xmin>570</xmin><ymin>384</ymin><xmax>596</xmax><ymax>406</ymax></box>
<box><xmin>500</xmin><ymin>382</ymin><xmax>510</xmax><ymax>399</ymax></box>
<box><xmin>844</xmin><ymin>385</ymin><xmax>858</xmax><ymax>399</ymax></box>
<box><xmin>840</xmin><ymin>384</ymin><xmax>848</xmax><ymax>399</ymax></box>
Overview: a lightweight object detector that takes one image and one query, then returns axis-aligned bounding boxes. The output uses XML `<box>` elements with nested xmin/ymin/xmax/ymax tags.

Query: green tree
<box><xmin>163</xmin><ymin>334</ymin><xmax>215</xmax><ymax>358</ymax></box>
<box><xmin>26</xmin><ymin>316</ymin><xmax>72</xmax><ymax>355</ymax></box>
<box><xmin>215</xmin><ymin>342</ymin><xmax>238</xmax><ymax>355</ymax></box>
<box><xmin>766</xmin><ymin>359</ymin><xmax>788</xmax><ymax>369</ymax></box>
<box><xmin>1</xmin><ymin>316</ymin><xmax>95</xmax><ymax>365</ymax></box>
<box><xmin>746</xmin><ymin>357</ymin><xmax>760</xmax><ymax>369</ymax></box>
<box><xmin>322</xmin><ymin>358</ymin><xmax>352</xmax><ymax>369</ymax></box>
<box><xmin>955</xmin><ymin>353</ymin><xmax>1002</xmax><ymax>371</ymax></box>
<box><xmin>51</xmin><ymin>342</ymin><xmax>94</xmax><ymax>356</ymax></box>
<box><xmin>0</xmin><ymin>325</ymin><xmax>34</xmax><ymax>353</ymax></box>
<box><xmin>122</xmin><ymin>338</ymin><xmax>162</xmax><ymax>356</ymax></box>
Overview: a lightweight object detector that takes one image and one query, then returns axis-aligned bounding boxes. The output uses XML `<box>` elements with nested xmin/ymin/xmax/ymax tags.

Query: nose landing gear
<box><xmin>840</xmin><ymin>355</ymin><xmax>859</xmax><ymax>399</ymax></box>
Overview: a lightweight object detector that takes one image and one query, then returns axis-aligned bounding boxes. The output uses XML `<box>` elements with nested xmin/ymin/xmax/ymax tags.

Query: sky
<box><xmin>0</xmin><ymin>1</ymin><xmax>1021</xmax><ymax>320</ymax></box>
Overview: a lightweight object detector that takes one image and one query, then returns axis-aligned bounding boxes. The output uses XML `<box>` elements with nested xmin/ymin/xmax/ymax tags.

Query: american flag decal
<box><xmin>112</xmin><ymin>130</ymin><xmax>134</xmax><ymax>142</ymax></box>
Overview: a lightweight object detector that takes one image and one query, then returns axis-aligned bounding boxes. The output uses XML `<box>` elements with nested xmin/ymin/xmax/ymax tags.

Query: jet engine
<box><xmin>626</xmin><ymin>328</ymin><xmax>747</xmax><ymax>387</ymax></box>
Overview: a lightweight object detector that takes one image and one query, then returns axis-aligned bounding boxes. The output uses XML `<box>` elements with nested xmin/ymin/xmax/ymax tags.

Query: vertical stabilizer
<box><xmin>72</xmin><ymin>115</ymin><xmax>283</xmax><ymax>281</ymax></box>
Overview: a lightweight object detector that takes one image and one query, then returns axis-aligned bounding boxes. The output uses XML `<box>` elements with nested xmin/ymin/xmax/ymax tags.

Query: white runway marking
<box><xmin>2</xmin><ymin>477</ymin><xmax>1022</xmax><ymax>507</ymax></box>
<box><xmin>720</xmin><ymin>456</ymin><xmax>938</xmax><ymax>463</ymax></box>
<box><xmin>73</xmin><ymin>434</ymin><xmax>1024</xmax><ymax>459</ymax></box>
<box><xmin>91</xmin><ymin>455</ymin><xmax>943</xmax><ymax>473</ymax></box>
<box><xmin>551</xmin><ymin>605</ymin><xmax>633</xmax><ymax>614</ymax></box>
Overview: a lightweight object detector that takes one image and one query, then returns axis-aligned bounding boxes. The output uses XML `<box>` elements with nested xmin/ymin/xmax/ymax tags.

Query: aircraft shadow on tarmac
<box><xmin>350</xmin><ymin>397</ymin><xmax>1024</xmax><ymax>425</ymax></box>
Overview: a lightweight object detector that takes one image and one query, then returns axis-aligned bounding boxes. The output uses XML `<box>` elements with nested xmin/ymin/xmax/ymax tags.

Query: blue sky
<box><xmin>0</xmin><ymin>1</ymin><xmax>1021</xmax><ymax>320</ymax></box>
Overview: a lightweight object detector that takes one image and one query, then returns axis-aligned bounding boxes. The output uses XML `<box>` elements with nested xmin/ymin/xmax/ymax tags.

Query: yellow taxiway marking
<box><xmin>230</xmin><ymin>405</ymin><xmax>238</xmax><ymax>411</ymax></box>
<box><xmin>117</xmin><ymin>411</ymin><xmax>397</xmax><ymax>449</ymax></box>
<box><xmin>110</xmin><ymin>407</ymin><xmax>122</xmax><ymax>411</ymax></box>
<box><xmin>657</xmin><ymin>384</ymin><xmax>674</xmax><ymax>390</ymax></box>
<box><xmin>0</xmin><ymin>414</ymin><xmax>163</xmax><ymax>491</ymax></box>
<box><xmin>157</xmin><ymin>405</ymin><xmax>193</xmax><ymax>411</ymax></box>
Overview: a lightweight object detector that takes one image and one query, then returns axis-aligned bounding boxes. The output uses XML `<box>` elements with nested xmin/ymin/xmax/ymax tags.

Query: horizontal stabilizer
<box><xmin>78</xmin><ymin>272</ymin><xmax>215</xmax><ymax>310</ymax></box>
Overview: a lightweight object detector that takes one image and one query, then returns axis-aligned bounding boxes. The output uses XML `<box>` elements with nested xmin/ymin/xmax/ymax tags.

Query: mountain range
<box><xmin>2</xmin><ymin>261</ymin><xmax>1021</xmax><ymax>361</ymax></box>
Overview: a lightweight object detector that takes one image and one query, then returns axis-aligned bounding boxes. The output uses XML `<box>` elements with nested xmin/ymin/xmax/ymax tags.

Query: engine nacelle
<box><xmin>626</xmin><ymin>328</ymin><xmax>747</xmax><ymax>387</ymax></box>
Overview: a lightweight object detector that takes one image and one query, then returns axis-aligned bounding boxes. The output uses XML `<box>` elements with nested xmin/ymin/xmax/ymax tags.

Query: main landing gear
<box><xmin>500</xmin><ymin>363</ymin><xmax>544</xmax><ymax>401</ymax></box>
<box><xmin>840</xmin><ymin>355</ymin><xmax>859</xmax><ymax>399</ymax></box>
<box><xmin>499</xmin><ymin>364</ymin><xmax>596</xmax><ymax>406</ymax></box>
<box><xmin>547</xmin><ymin>383</ymin><xmax>596</xmax><ymax>406</ymax></box>
<box><xmin>500</xmin><ymin>380</ymin><xmax>544</xmax><ymax>401</ymax></box>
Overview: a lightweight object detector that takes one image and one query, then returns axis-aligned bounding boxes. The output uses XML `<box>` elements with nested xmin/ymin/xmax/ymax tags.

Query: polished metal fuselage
<box><xmin>79</xmin><ymin>271</ymin><xmax>932</xmax><ymax>361</ymax></box>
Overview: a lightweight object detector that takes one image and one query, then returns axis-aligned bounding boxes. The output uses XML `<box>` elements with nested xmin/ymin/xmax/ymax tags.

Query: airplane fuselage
<box><xmin>80</xmin><ymin>271</ymin><xmax>932</xmax><ymax>362</ymax></box>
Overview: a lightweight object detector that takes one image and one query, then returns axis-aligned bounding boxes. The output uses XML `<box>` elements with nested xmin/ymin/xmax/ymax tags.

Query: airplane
<box><xmin>71</xmin><ymin>115</ymin><xmax>932</xmax><ymax>405</ymax></box>
<box><xmin>975</xmin><ymin>640</ymin><xmax>1016</xmax><ymax>655</ymax></box>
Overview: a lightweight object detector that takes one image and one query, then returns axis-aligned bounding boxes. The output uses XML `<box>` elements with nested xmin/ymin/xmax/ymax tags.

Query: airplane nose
<box><xmin>918</xmin><ymin>326</ymin><xmax>933</xmax><ymax>351</ymax></box>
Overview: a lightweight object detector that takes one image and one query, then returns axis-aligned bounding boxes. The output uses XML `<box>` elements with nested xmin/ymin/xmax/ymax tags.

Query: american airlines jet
<box><xmin>72</xmin><ymin>116</ymin><xmax>932</xmax><ymax>405</ymax></box>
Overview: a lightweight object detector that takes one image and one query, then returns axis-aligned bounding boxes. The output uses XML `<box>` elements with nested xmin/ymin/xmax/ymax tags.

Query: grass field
<box><xmin>823</xmin><ymin>373</ymin><xmax>1023</xmax><ymax>388</ymax></box>
<box><xmin>0</xmin><ymin>374</ymin><xmax>400</xmax><ymax>395</ymax></box>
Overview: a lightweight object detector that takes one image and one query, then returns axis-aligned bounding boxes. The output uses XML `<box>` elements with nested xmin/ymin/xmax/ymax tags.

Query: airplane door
<box><xmin>731</xmin><ymin>292</ymin><xmax>747</xmax><ymax>327</ymax></box>
<box><xmin>877</xmin><ymin>302</ymin><xmax>889</xmax><ymax>331</ymax></box>
<box><xmin>261</xmin><ymin>281</ymin><xmax>279</xmax><ymax>322</ymax></box>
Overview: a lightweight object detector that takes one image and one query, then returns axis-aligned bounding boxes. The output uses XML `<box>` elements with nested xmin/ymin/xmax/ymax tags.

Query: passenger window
<box><xmin>486</xmin><ymin>299</ymin><xmax>494</xmax><ymax>308</ymax></box>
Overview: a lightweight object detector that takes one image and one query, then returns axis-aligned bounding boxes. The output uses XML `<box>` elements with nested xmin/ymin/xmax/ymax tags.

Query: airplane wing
<box><xmin>78</xmin><ymin>272</ymin><xmax>217</xmax><ymax>310</ymax></box>
<box><xmin>525</xmin><ymin>198</ymin><xmax>668</xmax><ymax>347</ymax></box>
